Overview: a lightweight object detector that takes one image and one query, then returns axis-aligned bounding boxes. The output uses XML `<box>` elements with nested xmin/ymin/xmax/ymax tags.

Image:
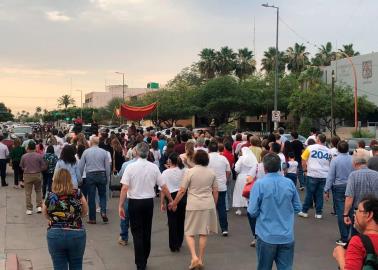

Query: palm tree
<box><xmin>286</xmin><ymin>43</ymin><xmax>310</xmax><ymax>75</ymax></box>
<box><xmin>312</xmin><ymin>42</ymin><xmax>336</xmax><ymax>66</ymax></box>
<box><xmin>235</xmin><ymin>48</ymin><xmax>256</xmax><ymax>80</ymax></box>
<box><xmin>260</xmin><ymin>47</ymin><xmax>286</xmax><ymax>74</ymax></box>
<box><xmin>198</xmin><ymin>48</ymin><xmax>217</xmax><ymax>79</ymax></box>
<box><xmin>57</xmin><ymin>95</ymin><xmax>75</xmax><ymax>109</ymax></box>
<box><xmin>298</xmin><ymin>66</ymin><xmax>323</xmax><ymax>89</ymax></box>
<box><xmin>215</xmin><ymin>46</ymin><xmax>237</xmax><ymax>76</ymax></box>
<box><xmin>339</xmin><ymin>44</ymin><xmax>360</xmax><ymax>57</ymax></box>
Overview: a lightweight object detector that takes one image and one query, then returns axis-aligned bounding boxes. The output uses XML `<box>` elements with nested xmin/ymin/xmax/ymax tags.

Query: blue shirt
<box><xmin>248</xmin><ymin>173</ymin><xmax>302</xmax><ymax>244</ymax></box>
<box><xmin>324</xmin><ymin>153</ymin><xmax>354</xmax><ymax>192</ymax></box>
<box><xmin>118</xmin><ymin>158</ymin><xmax>137</xmax><ymax>177</ymax></box>
<box><xmin>78</xmin><ymin>146</ymin><xmax>110</xmax><ymax>178</ymax></box>
<box><xmin>158</xmin><ymin>139</ymin><xmax>167</xmax><ymax>155</ymax></box>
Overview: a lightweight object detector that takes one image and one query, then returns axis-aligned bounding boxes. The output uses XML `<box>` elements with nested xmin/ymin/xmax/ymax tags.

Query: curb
<box><xmin>5</xmin><ymin>254</ymin><xmax>19</xmax><ymax>270</ymax></box>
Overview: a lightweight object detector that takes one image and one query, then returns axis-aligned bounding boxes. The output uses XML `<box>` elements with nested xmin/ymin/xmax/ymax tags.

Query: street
<box><xmin>0</xmin><ymin>169</ymin><xmax>339</xmax><ymax>270</ymax></box>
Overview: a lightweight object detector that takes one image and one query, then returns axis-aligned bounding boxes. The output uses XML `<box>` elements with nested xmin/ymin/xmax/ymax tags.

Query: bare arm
<box><xmin>160</xmin><ymin>188</ymin><xmax>166</xmax><ymax>211</ymax></box>
<box><xmin>80</xmin><ymin>196</ymin><xmax>88</xmax><ymax>217</ymax></box>
<box><xmin>343</xmin><ymin>196</ymin><xmax>353</xmax><ymax>225</ymax></box>
<box><xmin>171</xmin><ymin>187</ymin><xmax>186</xmax><ymax>209</ymax></box>
<box><xmin>212</xmin><ymin>186</ymin><xmax>219</xmax><ymax>205</ymax></box>
<box><xmin>118</xmin><ymin>184</ymin><xmax>129</xmax><ymax>219</ymax></box>
<box><xmin>42</xmin><ymin>203</ymin><xmax>49</xmax><ymax>219</ymax></box>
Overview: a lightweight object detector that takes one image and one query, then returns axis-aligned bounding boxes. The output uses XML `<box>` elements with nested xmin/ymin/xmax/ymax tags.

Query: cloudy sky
<box><xmin>0</xmin><ymin>0</ymin><xmax>376</xmax><ymax>113</ymax></box>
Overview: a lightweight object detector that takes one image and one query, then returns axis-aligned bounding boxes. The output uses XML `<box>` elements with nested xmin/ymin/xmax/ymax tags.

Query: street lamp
<box><xmin>115</xmin><ymin>72</ymin><xmax>125</xmax><ymax>101</ymax></box>
<box><xmin>262</xmin><ymin>3</ymin><xmax>279</xmax><ymax>130</ymax></box>
<box><xmin>75</xmin><ymin>89</ymin><xmax>83</xmax><ymax>120</ymax></box>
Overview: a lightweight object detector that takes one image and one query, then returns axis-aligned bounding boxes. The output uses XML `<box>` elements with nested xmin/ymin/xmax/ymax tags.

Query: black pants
<box><xmin>129</xmin><ymin>198</ymin><xmax>154</xmax><ymax>270</ymax></box>
<box><xmin>12</xmin><ymin>160</ymin><xmax>23</xmax><ymax>186</ymax></box>
<box><xmin>166</xmin><ymin>192</ymin><xmax>186</xmax><ymax>251</ymax></box>
<box><xmin>0</xmin><ymin>159</ymin><xmax>7</xmax><ymax>186</ymax></box>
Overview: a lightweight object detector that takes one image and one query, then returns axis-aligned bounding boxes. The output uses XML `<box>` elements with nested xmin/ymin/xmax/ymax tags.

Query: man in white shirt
<box><xmin>0</xmin><ymin>134</ymin><xmax>9</xmax><ymax>186</ymax></box>
<box><xmin>299</xmin><ymin>134</ymin><xmax>331</xmax><ymax>219</ymax></box>
<box><xmin>118</xmin><ymin>142</ymin><xmax>173</xmax><ymax>270</ymax></box>
<box><xmin>304</xmin><ymin>127</ymin><xmax>317</xmax><ymax>146</ymax></box>
<box><xmin>207</xmin><ymin>141</ymin><xmax>231</xmax><ymax>236</ymax></box>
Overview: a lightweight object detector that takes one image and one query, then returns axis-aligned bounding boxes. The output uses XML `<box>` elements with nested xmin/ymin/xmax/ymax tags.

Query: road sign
<box><xmin>272</xmin><ymin>110</ymin><xmax>281</xmax><ymax>122</ymax></box>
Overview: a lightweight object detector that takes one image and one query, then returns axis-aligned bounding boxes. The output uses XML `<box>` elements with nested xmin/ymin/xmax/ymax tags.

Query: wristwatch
<box><xmin>343</xmin><ymin>214</ymin><xmax>349</xmax><ymax>217</ymax></box>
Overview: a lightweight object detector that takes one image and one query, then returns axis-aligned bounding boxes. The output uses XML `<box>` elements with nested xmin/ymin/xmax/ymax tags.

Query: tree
<box><xmin>312</xmin><ymin>42</ymin><xmax>336</xmax><ymax>66</ymax></box>
<box><xmin>198</xmin><ymin>48</ymin><xmax>217</xmax><ymax>80</ymax></box>
<box><xmin>57</xmin><ymin>95</ymin><xmax>75</xmax><ymax>109</ymax></box>
<box><xmin>235</xmin><ymin>48</ymin><xmax>256</xmax><ymax>80</ymax></box>
<box><xmin>298</xmin><ymin>66</ymin><xmax>323</xmax><ymax>90</ymax></box>
<box><xmin>339</xmin><ymin>44</ymin><xmax>360</xmax><ymax>57</ymax></box>
<box><xmin>0</xmin><ymin>103</ymin><xmax>14</xmax><ymax>122</ymax></box>
<box><xmin>215</xmin><ymin>46</ymin><xmax>237</xmax><ymax>76</ymax></box>
<box><xmin>261</xmin><ymin>47</ymin><xmax>286</xmax><ymax>74</ymax></box>
<box><xmin>166</xmin><ymin>64</ymin><xmax>203</xmax><ymax>88</ymax></box>
<box><xmin>286</xmin><ymin>43</ymin><xmax>310</xmax><ymax>75</ymax></box>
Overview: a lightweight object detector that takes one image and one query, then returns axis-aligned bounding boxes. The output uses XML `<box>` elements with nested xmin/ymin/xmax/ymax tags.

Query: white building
<box><xmin>322</xmin><ymin>52</ymin><xmax>378</xmax><ymax>105</ymax></box>
<box><xmin>84</xmin><ymin>85</ymin><xmax>158</xmax><ymax>108</ymax></box>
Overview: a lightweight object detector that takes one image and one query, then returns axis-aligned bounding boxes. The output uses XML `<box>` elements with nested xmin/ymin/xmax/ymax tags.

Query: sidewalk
<box><xmin>1</xmin><ymin>170</ymin><xmax>339</xmax><ymax>270</ymax></box>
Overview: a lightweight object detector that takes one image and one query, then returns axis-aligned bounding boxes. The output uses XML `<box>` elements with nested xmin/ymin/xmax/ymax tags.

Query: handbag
<box><xmin>109</xmin><ymin>151</ymin><xmax>122</xmax><ymax>191</ymax></box>
<box><xmin>242</xmin><ymin>166</ymin><xmax>258</xmax><ymax>199</ymax></box>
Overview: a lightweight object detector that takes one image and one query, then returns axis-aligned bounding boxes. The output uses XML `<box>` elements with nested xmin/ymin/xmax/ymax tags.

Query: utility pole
<box><xmin>331</xmin><ymin>70</ymin><xmax>335</xmax><ymax>136</ymax></box>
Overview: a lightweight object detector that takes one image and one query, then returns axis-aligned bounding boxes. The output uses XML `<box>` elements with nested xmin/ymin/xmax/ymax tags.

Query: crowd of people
<box><xmin>0</xmin><ymin>124</ymin><xmax>377</xmax><ymax>270</ymax></box>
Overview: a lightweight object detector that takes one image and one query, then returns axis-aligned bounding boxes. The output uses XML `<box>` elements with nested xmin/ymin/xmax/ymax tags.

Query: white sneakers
<box><xmin>26</xmin><ymin>210</ymin><xmax>33</xmax><ymax>215</ymax></box>
<box><xmin>37</xmin><ymin>207</ymin><xmax>42</xmax><ymax>213</ymax></box>
<box><xmin>235</xmin><ymin>209</ymin><xmax>242</xmax><ymax>215</ymax></box>
<box><xmin>315</xmin><ymin>214</ymin><xmax>323</xmax><ymax>219</ymax></box>
<box><xmin>298</xmin><ymin>212</ymin><xmax>309</xmax><ymax>218</ymax></box>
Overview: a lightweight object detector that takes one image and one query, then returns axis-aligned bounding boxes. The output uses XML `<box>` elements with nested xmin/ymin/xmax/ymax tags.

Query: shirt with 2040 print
<box><xmin>302</xmin><ymin>144</ymin><xmax>331</xmax><ymax>179</ymax></box>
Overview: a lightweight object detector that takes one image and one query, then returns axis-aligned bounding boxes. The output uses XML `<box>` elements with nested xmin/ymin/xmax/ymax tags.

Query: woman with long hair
<box><xmin>54</xmin><ymin>145</ymin><xmax>82</xmax><ymax>189</ymax></box>
<box><xmin>160</xmin><ymin>152</ymin><xmax>186</xmax><ymax>252</ymax></box>
<box><xmin>150</xmin><ymin>140</ymin><xmax>161</xmax><ymax>167</ymax></box>
<box><xmin>76</xmin><ymin>133</ymin><xmax>89</xmax><ymax>149</ymax></box>
<box><xmin>43</xmin><ymin>168</ymin><xmax>88</xmax><ymax>269</ymax></box>
<box><xmin>160</xmin><ymin>141</ymin><xmax>175</xmax><ymax>172</ymax></box>
<box><xmin>111</xmin><ymin>138</ymin><xmax>125</xmax><ymax>174</ymax></box>
<box><xmin>180</xmin><ymin>141</ymin><xmax>195</xmax><ymax>169</ymax></box>
<box><xmin>170</xmin><ymin>150</ymin><xmax>218</xmax><ymax>269</ymax></box>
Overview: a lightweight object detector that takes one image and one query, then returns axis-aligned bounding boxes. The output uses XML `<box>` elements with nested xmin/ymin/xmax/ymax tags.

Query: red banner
<box><xmin>119</xmin><ymin>102</ymin><xmax>157</xmax><ymax>120</ymax></box>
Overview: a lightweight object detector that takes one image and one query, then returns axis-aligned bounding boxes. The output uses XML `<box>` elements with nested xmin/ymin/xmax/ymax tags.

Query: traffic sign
<box><xmin>272</xmin><ymin>110</ymin><xmax>281</xmax><ymax>122</ymax></box>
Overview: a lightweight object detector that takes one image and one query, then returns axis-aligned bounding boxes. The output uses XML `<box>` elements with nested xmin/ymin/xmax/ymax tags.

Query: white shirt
<box><xmin>208</xmin><ymin>152</ymin><xmax>231</xmax><ymax>192</ymax></box>
<box><xmin>287</xmin><ymin>160</ymin><xmax>298</xmax><ymax>174</ymax></box>
<box><xmin>329</xmin><ymin>147</ymin><xmax>338</xmax><ymax>159</ymax></box>
<box><xmin>0</xmin><ymin>142</ymin><xmax>9</xmax><ymax>159</ymax></box>
<box><xmin>278</xmin><ymin>152</ymin><xmax>286</xmax><ymax>175</ymax></box>
<box><xmin>194</xmin><ymin>146</ymin><xmax>208</xmax><ymax>152</ymax></box>
<box><xmin>304</xmin><ymin>144</ymin><xmax>330</xmax><ymax>178</ymax></box>
<box><xmin>161</xmin><ymin>167</ymin><xmax>186</xmax><ymax>193</ymax></box>
<box><xmin>247</xmin><ymin>163</ymin><xmax>265</xmax><ymax>180</ymax></box>
<box><xmin>121</xmin><ymin>158</ymin><xmax>163</xmax><ymax>199</ymax></box>
<box><xmin>305</xmin><ymin>134</ymin><xmax>316</xmax><ymax>146</ymax></box>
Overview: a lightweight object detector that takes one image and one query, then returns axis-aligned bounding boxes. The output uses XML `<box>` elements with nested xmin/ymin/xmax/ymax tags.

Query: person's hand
<box><xmin>324</xmin><ymin>192</ymin><xmax>330</xmax><ymax>201</ymax></box>
<box><xmin>333</xmin><ymin>246</ymin><xmax>346</xmax><ymax>269</ymax></box>
<box><xmin>160</xmin><ymin>203</ymin><xmax>166</xmax><ymax>212</ymax></box>
<box><xmin>344</xmin><ymin>216</ymin><xmax>352</xmax><ymax>225</ymax></box>
<box><xmin>171</xmin><ymin>205</ymin><xmax>177</xmax><ymax>212</ymax></box>
<box><xmin>246</xmin><ymin>176</ymin><xmax>253</xmax><ymax>184</ymax></box>
<box><xmin>119</xmin><ymin>207</ymin><xmax>126</xmax><ymax>220</ymax></box>
<box><xmin>168</xmin><ymin>202</ymin><xmax>174</xmax><ymax>211</ymax></box>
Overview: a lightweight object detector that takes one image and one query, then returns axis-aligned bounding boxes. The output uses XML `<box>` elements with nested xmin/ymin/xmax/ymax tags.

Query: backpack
<box><xmin>359</xmin><ymin>234</ymin><xmax>378</xmax><ymax>270</ymax></box>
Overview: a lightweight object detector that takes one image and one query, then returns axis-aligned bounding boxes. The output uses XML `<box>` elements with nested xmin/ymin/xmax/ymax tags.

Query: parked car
<box><xmin>10</xmin><ymin>125</ymin><xmax>33</xmax><ymax>140</ymax></box>
<box><xmin>282</xmin><ymin>133</ymin><xmax>307</xmax><ymax>144</ymax></box>
<box><xmin>347</xmin><ymin>138</ymin><xmax>372</xmax><ymax>155</ymax></box>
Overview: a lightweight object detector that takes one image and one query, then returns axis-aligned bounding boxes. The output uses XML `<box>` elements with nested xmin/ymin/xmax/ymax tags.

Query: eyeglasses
<box><xmin>354</xmin><ymin>208</ymin><xmax>366</xmax><ymax>214</ymax></box>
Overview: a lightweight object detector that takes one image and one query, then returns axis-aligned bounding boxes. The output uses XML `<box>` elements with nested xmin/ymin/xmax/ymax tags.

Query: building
<box><xmin>322</xmin><ymin>52</ymin><xmax>378</xmax><ymax>105</ymax></box>
<box><xmin>84</xmin><ymin>85</ymin><xmax>158</xmax><ymax>108</ymax></box>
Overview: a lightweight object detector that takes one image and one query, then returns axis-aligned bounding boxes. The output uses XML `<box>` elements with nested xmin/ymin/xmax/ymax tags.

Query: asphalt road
<box><xmin>0</xmin><ymin>169</ymin><xmax>340</xmax><ymax>270</ymax></box>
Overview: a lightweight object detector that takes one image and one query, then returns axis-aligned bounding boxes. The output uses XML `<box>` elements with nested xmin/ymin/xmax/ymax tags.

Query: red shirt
<box><xmin>345</xmin><ymin>234</ymin><xmax>378</xmax><ymax>270</ymax></box>
<box><xmin>232</xmin><ymin>141</ymin><xmax>241</xmax><ymax>153</ymax></box>
<box><xmin>221</xmin><ymin>150</ymin><xmax>234</xmax><ymax>168</ymax></box>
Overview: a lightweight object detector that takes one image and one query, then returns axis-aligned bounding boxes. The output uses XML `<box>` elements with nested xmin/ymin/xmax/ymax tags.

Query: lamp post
<box><xmin>115</xmin><ymin>72</ymin><xmax>125</xmax><ymax>101</ymax></box>
<box><xmin>262</xmin><ymin>3</ymin><xmax>279</xmax><ymax>130</ymax></box>
<box><xmin>75</xmin><ymin>89</ymin><xmax>83</xmax><ymax>120</ymax></box>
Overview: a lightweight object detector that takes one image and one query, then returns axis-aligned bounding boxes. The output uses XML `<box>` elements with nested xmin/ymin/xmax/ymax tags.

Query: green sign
<box><xmin>147</xmin><ymin>82</ymin><xmax>159</xmax><ymax>89</ymax></box>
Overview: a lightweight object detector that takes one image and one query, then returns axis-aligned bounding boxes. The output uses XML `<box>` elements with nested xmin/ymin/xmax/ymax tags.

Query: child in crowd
<box><xmin>286</xmin><ymin>152</ymin><xmax>298</xmax><ymax>187</ymax></box>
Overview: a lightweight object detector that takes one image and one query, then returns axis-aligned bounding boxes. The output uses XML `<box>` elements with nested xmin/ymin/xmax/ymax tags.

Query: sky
<box><xmin>0</xmin><ymin>0</ymin><xmax>377</xmax><ymax>114</ymax></box>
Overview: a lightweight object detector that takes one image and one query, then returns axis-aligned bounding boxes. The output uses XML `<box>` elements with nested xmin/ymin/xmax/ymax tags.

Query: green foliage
<box><xmin>0</xmin><ymin>103</ymin><xmax>14</xmax><ymax>121</ymax></box>
<box><xmin>298</xmin><ymin>117</ymin><xmax>312</xmax><ymax>137</ymax></box>
<box><xmin>312</xmin><ymin>42</ymin><xmax>336</xmax><ymax>66</ymax></box>
<box><xmin>261</xmin><ymin>47</ymin><xmax>286</xmax><ymax>74</ymax></box>
<box><xmin>57</xmin><ymin>95</ymin><xmax>75</xmax><ymax>109</ymax></box>
<box><xmin>286</xmin><ymin>43</ymin><xmax>310</xmax><ymax>75</ymax></box>
<box><xmin>351</xmin><ymin>129</ymin><xmax>375</xmax><ymax>138</ymax></box>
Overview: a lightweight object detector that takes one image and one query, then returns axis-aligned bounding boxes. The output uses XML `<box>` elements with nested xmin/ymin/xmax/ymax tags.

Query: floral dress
<box><xmin>45</xmin><ymin>190</ymin><xmax>83</xmax><ymax>229</ymax></box>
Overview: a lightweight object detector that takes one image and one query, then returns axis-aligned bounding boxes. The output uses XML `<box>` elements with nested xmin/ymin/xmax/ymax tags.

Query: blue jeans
<box><xmin>86</xmin><ymin>171</ymin><xmax>107</xmax><ymax>221</ymax></box>
<box><xmin>332</xmin><ymin>185</ymin><xmax>350</xmax><ymax>242</ymax></box>
<box><xmin>120</xmin><ymin>199</ymin><xmax>130</xmax><ymax>241</ymax></box>
<box><xmin>298</xmin><ymin>163</ymin><xmax>305</xmax><ymax>188</ymax></box>
<box><xmin>216</xmin><ymin>191</ymin><xmax>228</xmax><ymax>232</ymax></box>
<box><xmin>42</xmin><ymin>172</ymin><xmax>53</xmax><ymax>199</ymax></box>
<box><xmin>47</xmin><ymin>228</ymin><xmax>86</xmax><ymax>270</ymax></box>
<box><xmin>256</xmin><ymin>238</ymin><xmax>294</xmax><ymax>270</ymax></box>
<box><xmin>286</xmin><ymin>173</ymin><xmax>297</xmax><ymax>187</ymax></box>
<box><xmin>302</xmin><ymin>177</ymin><xmax>326</xmax><ymax>215</ymax></box>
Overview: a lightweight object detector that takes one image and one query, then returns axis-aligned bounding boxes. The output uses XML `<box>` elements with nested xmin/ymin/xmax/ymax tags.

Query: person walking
<box><xmin>207</xmin><ymin>141</ymin><xmax>231</xmax><ymax>236</ymax></box>
<box><xmin>298</xmin><ymin>134</ymin><xmax>330</xmax><ymax>219</ymax></box>
<box><xmin>54</xmin><ymin>145</ymin><xmax>82</xmax><ymax>190</ymax></box>
<box><xmin>290</xmin><ymin>132</ymin><xmax>305</xmax><ymax>190</ymax></box>
<box><xmin>43</xmin><ymin>168</ymin><xmax>88</xmax><ymax>270</ymax></box>
<box><xmin>160</xmin><ymin>152</ymin><xmax>187</xmax><ymax>252</ymax></box>
<box><xmin>170</xmin><ymin>150</ymin><xmax>218</xmax><ymax>269</ymax></box>
<box><xmin>233</xmin><ymin>147</ymin><xmax>258</xmax><ymax>215</ymax></box>
<box><xmin>324</xmin><ymin>141</ymin><xmax>354</xmax><ymax>246</ymax></box>
<box><xmin>20</xmin><ymin>141</ymin><xmax>47</xmax><ymax>215</ymax></box>
<box><xmin>118</xmin><ymin>142</ymin><xmax>173</xmax><ymax>270</ymax></box>
<box><xmin>42</xmin><ymin>145</ymin><xmax>58</xmax><ymax>199</ymax></box>
<box><xmin>0</xmin><ymin>134</ymin><xmax>9</xmax><ymax>187</ymax></box>
<box><xmin>9</xmin><ymin>138</ymin><xmax>25</xmax><ymax>188</ymax></box>
<box><xmin>248</xmin><ymin>153</ymin><xmax>302</xmax><ymax>270</ymax></box>
<box><xmin>79</xmin><ymin>136</ymin><xmax>110</xmax><ymax>224</ymax></box>
<box><xmin>180</xmin><ymin>141</ymin><xmax>196</xmax><ymax>169</ymax></box>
